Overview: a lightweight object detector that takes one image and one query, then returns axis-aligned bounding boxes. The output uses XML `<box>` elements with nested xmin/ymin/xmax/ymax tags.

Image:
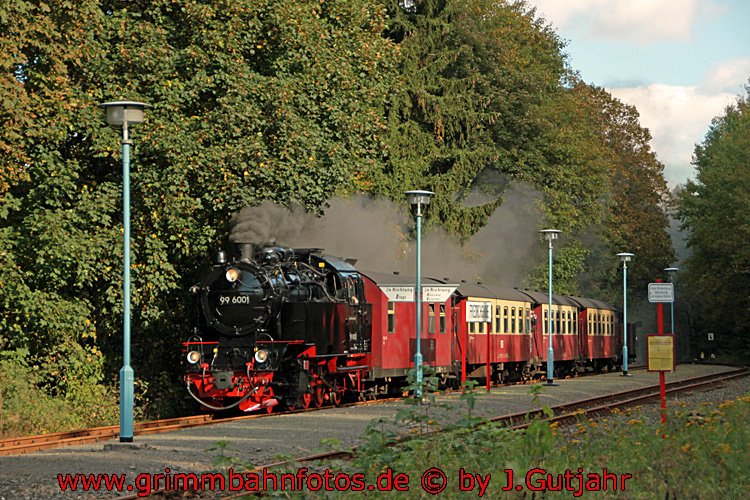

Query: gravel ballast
<box><xmin>0</xmin><ymin>363</ymin><xmax>747</xmax><ymax>499</ymax></box>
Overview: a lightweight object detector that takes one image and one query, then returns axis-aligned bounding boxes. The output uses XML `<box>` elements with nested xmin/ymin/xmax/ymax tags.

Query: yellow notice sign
<box><xmin>647</xmin><ymin>335</ymin><xmax>675</xmax><ymax>372</ymax></box>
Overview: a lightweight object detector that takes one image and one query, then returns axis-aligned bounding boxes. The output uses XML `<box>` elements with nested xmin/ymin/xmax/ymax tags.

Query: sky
<box><xmin>527</xmin><ymin>0</ymin><xmax>750</xmax><ymax>188</ymax></box>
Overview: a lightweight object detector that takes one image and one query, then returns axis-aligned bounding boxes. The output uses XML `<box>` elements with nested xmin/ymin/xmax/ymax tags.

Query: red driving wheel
<box><xmin>314</xmin><ymin>385</ymin><xmax>325</xmax><ymax>408</ymax></box>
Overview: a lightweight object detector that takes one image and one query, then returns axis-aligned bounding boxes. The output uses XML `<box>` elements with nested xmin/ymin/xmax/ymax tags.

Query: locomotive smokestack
<box><xmin>237</xmin><ymin>243</ymin><xmax>255</xmax><ymax>262</ymax></box>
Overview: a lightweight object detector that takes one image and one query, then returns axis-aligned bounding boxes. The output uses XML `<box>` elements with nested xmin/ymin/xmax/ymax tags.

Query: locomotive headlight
<box><xmin>225</xmin><ymin>267</ymin><xmax>241</xmax><ymax>283</ymax></box>
<box><xmin>186</xmin><ymin>351</ymin><xmax>201</xmax><ymax>364</ymax></box>
<box><xmin>254</xmin><ymin>349</ymin><xmax>269</xmax><ymax>364</ymax></box>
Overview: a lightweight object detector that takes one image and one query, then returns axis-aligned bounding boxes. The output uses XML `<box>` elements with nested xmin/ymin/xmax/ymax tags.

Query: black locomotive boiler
<box><xmin>183</xmin><ymin>244</ymin><xmax>371</xmax><ymax>411</ymax></box>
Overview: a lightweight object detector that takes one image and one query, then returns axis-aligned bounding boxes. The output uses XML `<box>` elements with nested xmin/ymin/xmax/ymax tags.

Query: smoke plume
<box><xmin>230</xmin><ymin>184</ymin><xmax>543</xmax><ymax>288</ymax></box>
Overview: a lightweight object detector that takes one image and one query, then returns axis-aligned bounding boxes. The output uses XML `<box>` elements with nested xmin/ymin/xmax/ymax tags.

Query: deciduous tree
<box><xmin>678</xmin><ymin>85</ymin><xmax>750</xmax><ymax>353</ymax></box>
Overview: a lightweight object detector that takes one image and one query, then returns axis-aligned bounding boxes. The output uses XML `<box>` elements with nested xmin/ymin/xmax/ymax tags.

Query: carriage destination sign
<box><xmin>378</xmin><ymin>285</ymin><xmax>458</xmax><ymax>303</ymax></box>
<box><xmin>466</xmin><ymin>301</ymin><xmax>492</xmax><ymax>323</ymax></box>
<box><xmin>648</xmin><ymin>283</ymin><xmax>674</xmax><ymax>303</ymax></box>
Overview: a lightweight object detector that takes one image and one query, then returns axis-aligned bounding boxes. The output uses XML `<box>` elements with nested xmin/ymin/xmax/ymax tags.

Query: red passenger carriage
<box><xmin>183</xmin><ymin>244</ymin><xmax>627</xmax><ymax>411</ymax></box>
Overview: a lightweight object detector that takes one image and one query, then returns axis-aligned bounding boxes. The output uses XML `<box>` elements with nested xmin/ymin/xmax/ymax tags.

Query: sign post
<box><xmin>466</xmin><ymin>301</ymin><xmax>492</xmax><ymax>392</ymax></box>
<box><xmin>647</xmin><ymin>279</ymin><xmax>674</xmax><ymax>426</ymax></box>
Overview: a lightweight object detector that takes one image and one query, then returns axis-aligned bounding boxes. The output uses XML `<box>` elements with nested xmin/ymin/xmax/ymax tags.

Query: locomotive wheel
<box><xmin>259</xmin><ymin>386</ymin><xmax>276</xmax><ymax>414</ymax></box>
<box><xmin>300</xmin><ymin>392</ymin><xmax>313</xmax><ymax>409</ymax></box>
<box><xmin>313</xmin><ymin>386</ymin><xmax>325</xmax><ymax>408</ymax></box>
<box><xmin>329</xmin><ymin>389</ymin><xmax>341</xmax><ymax>406</ymax></box>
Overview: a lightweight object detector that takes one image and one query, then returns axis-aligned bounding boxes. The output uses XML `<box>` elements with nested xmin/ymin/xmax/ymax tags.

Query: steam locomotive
<box><xmin>183</xmin><ymin>244</ymin><xmax>629</xmax><ymax>412</ymax></box>
<box><xmin>184</xmin><ymin>244</ymin><xmax>370</xmax><ymax>411</ymax></box>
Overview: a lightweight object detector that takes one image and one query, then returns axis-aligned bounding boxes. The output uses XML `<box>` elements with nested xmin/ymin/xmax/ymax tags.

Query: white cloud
<box><xmin>532</xmin><ymin>0</ymin><xmax>724</xmax><ymax>45</ymax></box>
<box><xmin>607</xmin><ymin>84</ymin><xmax>736</xmax><ymax>186</ymax></box>
<box><xmin>703</xmin><ymin>57</ymin><xmax>750</xmax><ymax>93</ymax></box>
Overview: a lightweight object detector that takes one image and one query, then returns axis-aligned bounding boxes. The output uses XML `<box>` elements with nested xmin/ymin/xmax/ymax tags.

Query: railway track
<box><xmin>208</xmin><ymin>366</ymin><xmax>748</xmax><ymax>498</ymax></box>
<box><xmin>499</xmin><ymin>365</ymin><xmax>749</xmax><ymax>430</ymax></box>
<box><xmin>0</xmin><ymin>397</ymin><xmax>398</xmax><ymax>457</ymax></box>
<box><xmin>0</xmin><ymin>365</ymin><xmax>742</xmax><ymax>458</ymax></box>
<box><xmin>0</xmin><ymin>367</ymin><xmax>625</xmax><ymax>457</ymax></box>
<box><xmin>103</xmin><ymin>367</ymin><xmax>745</xmax><ymax>500</ymax></box>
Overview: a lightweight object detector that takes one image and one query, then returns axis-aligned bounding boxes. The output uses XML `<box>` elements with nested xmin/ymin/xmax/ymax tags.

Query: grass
<box><xmin>242</xmin><ymin>379</ymin><xmax>750</xmax><ymax>498</ymax></box>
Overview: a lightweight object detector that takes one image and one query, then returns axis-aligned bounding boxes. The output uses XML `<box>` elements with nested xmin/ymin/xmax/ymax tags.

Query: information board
<box><xmin>647</xmin><ymin>335</ymin><xmax>675</xmax><ymax>372</ymax></box>
<box><xmin>423</xmin><ymin>285</ymin><xmax>458</xmax><ymax>302</ymax></box>
<box><xmin>466</xmin><ymin>301</ymin><xmax>492</xmax><ymax>323</ymax></box>
<box><xmin>648</xmin><ymin>283</ymin><xmax>674</xmax><ymax>303</ymax></box>
<box><xmin>379</xmin><ymin>285</ymin><xmax>457</xmax><ymax>303</ymax></box>
<box><xmin>379</xmin><ymin>286</ymin><xmax>412</xmax><ymax>302</ymax></box>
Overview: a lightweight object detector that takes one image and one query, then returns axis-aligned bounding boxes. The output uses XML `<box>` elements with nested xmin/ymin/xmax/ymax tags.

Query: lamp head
<box><xmin>404</xmin><ymin>190</ymin><xmax>435</xmax><ymax>207</ymax></box>
<box><xmin>540</xmin><ymin>229</ymin><xmax>562</xmax><ymax>241</ymax></box>
<box><xmin>664</xmin><ymin>267</ymin><xmax>678</xmax><ymax>274</ymax></box>
<box><xmin>100</xmin><ymin>101</ymin><xmax>151</xmax><ymax>127</ymax></box>
<box><xmin>617</xmin><ymin>252</ymin><xmax>634</xmax><ymax>263</ymax></box>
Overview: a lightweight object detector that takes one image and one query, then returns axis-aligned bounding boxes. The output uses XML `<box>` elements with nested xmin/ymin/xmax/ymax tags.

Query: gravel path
<box><xmin>0</xmin><ymin>364</ymin><xmax>746</xmax><ymax>499</ymax></box>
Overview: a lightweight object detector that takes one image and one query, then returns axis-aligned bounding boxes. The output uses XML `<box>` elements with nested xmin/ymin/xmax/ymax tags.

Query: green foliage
<box><xmin>375</xmin><ymin>0</ymin><xmax>568</xmax><ymax>240</ymax></box>
<box><xmin>310</xmin><ymin>389</ymin><xmax>749</xmax><ymax>498</ymax></box>
<box><xmin>0</xmin><ymin>349</ymin><xmax>117</xmax><ymax>437</ymax></box>
<box><xmin>1</xmin><ymin>0</ymin><xmax>399</xmax><ymax>430</ymax></box>
<box><xmin>376</xmin><ymin>2</ymin><xmax>674</xmax><ymax>299</ymax></box>
<box><xmin>677</xmin><ymin>85</ymin><xmax>750</xmax><ymax>354</ymax></box>
<box><xmin>0</xmin><ymin>0</ymin><xmax>679</xmax><ymax>434</ymax></box>
<box><xmin>205</xmin><ymin>439</ymin><xmax>248</xmax><ymax>469</ymax></box>
<box><xmin>586</xmin><ymin>84</ymin><xmax>676</xmax><ymax>297</ymax></box>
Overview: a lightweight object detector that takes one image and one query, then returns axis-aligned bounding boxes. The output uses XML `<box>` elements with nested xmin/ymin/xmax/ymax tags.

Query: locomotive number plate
<box><xmin>218</xmin><ymin>294</ymin><xmax>251</xmax><ymax>305</ymax></box>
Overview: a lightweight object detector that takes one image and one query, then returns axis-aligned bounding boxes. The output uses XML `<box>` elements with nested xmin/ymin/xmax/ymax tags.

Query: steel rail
<box><xmin>0</xmin><ymin>397</ymin><xmax>398</xmax><ymax>457</ymax></box>
<box><xmin>104</xmin><ymin>367</ymin><xmax>747</xmax><ymax>500</ymax></box>
<box><xmin>214</xmin><ymin>368</ymin><xmax>748</xmax><ymax>500</ymax></box>
<box><xmin>2</xmin><ymin>366</ymin><xmax>741</xmax><ymax>458</ymax></box>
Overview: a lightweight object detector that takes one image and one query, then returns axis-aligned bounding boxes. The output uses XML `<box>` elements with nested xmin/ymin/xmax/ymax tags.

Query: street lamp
<box><xmin>100</xmin><ymin>101</ymin><xmax>150</xmax><ymax>442</ymax></box>
<box><xmin>540</xmin><ymin>229</ymin><xmax>561</xmax><ymax>385</ymax></box>
<box><xmin>664</xmin><ymin>267</ymin><xmax>678</xmax><ymax>336</ymax></box>
<box><xmin>617</xmin><ymin>252</ymin><xmax>635</xmax><ymax>376</ymax></box>
<box><xmin>405</xmin><ymin>190</ymin><xmax>434</xmax><ymax>400</ymax></box>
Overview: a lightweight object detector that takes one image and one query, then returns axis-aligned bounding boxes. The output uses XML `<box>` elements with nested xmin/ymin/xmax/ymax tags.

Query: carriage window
<box><xmin>388</xmin><ymin>302</ymin><xmax>395</xmax><ymax>333</ymax></box>
<box><xmin>470</xmin><ymin>321</ymin><xmax>475</xmax><ymax>334</ymax></box>
<box><xmin>440</xmin><ymin>304</ymin><xmax>446</xmax><ymax>333</ymax></box>
<box><xmin>428</xmin><ymin>304</ymin><xmax>435</xmax><ymax>333</ymax></box>
<box><xmin>494</xmin><ymin>306</ymin><xmax>501</xmax><ymax>334</ymax></box>
<box><xmin>596</xmin><ymin>313</ymin><xmax>600</xmax><ymax>335</ymax></box>
<box><xmin>560</xmin><ymin>310</ymin><xmax>565</xmax><ymax>334</ymax></box>
<box><xmin>593</xmin><ymin>313</ymin><xmax>598</xmax><ymax>335</ymax></box>
<box><xmin>526</xmin><ymin>308</ymin><xmax>531</xmax><ymax>333</ymax></box>
<box><xmin>592</xmin><ymin>313</ymin><xmax>597</xmax><ymax>335</ymax></box>
<box><xmin>503</xmin><ymin>306</ymin><xmax>509</xmax><ymax>334</ymax></box>
<box><xmin>544</xmin><ymin>310</ymin><xmax>549</xmax><ymax>334</ymax></box>
<box><xmin>567</xmin><ymin>311</ymin><xmax>573</xmax><ymax>335</ymax></box>
<box><xmin>511</xmin><ymin>307</ymin><xmax>517</xmax><ymax>334</ymax></box>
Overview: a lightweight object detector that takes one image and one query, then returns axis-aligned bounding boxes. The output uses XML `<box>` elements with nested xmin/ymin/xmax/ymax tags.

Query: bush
<box><xmin>295</xmin><ymin>384</ymin><xmax>750</xmax><ymax>498</ymax></box>
<box><xmin>0</xmin><ymin>350</ymin><xmax>118</xmax><ymax>438</ymax></box>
